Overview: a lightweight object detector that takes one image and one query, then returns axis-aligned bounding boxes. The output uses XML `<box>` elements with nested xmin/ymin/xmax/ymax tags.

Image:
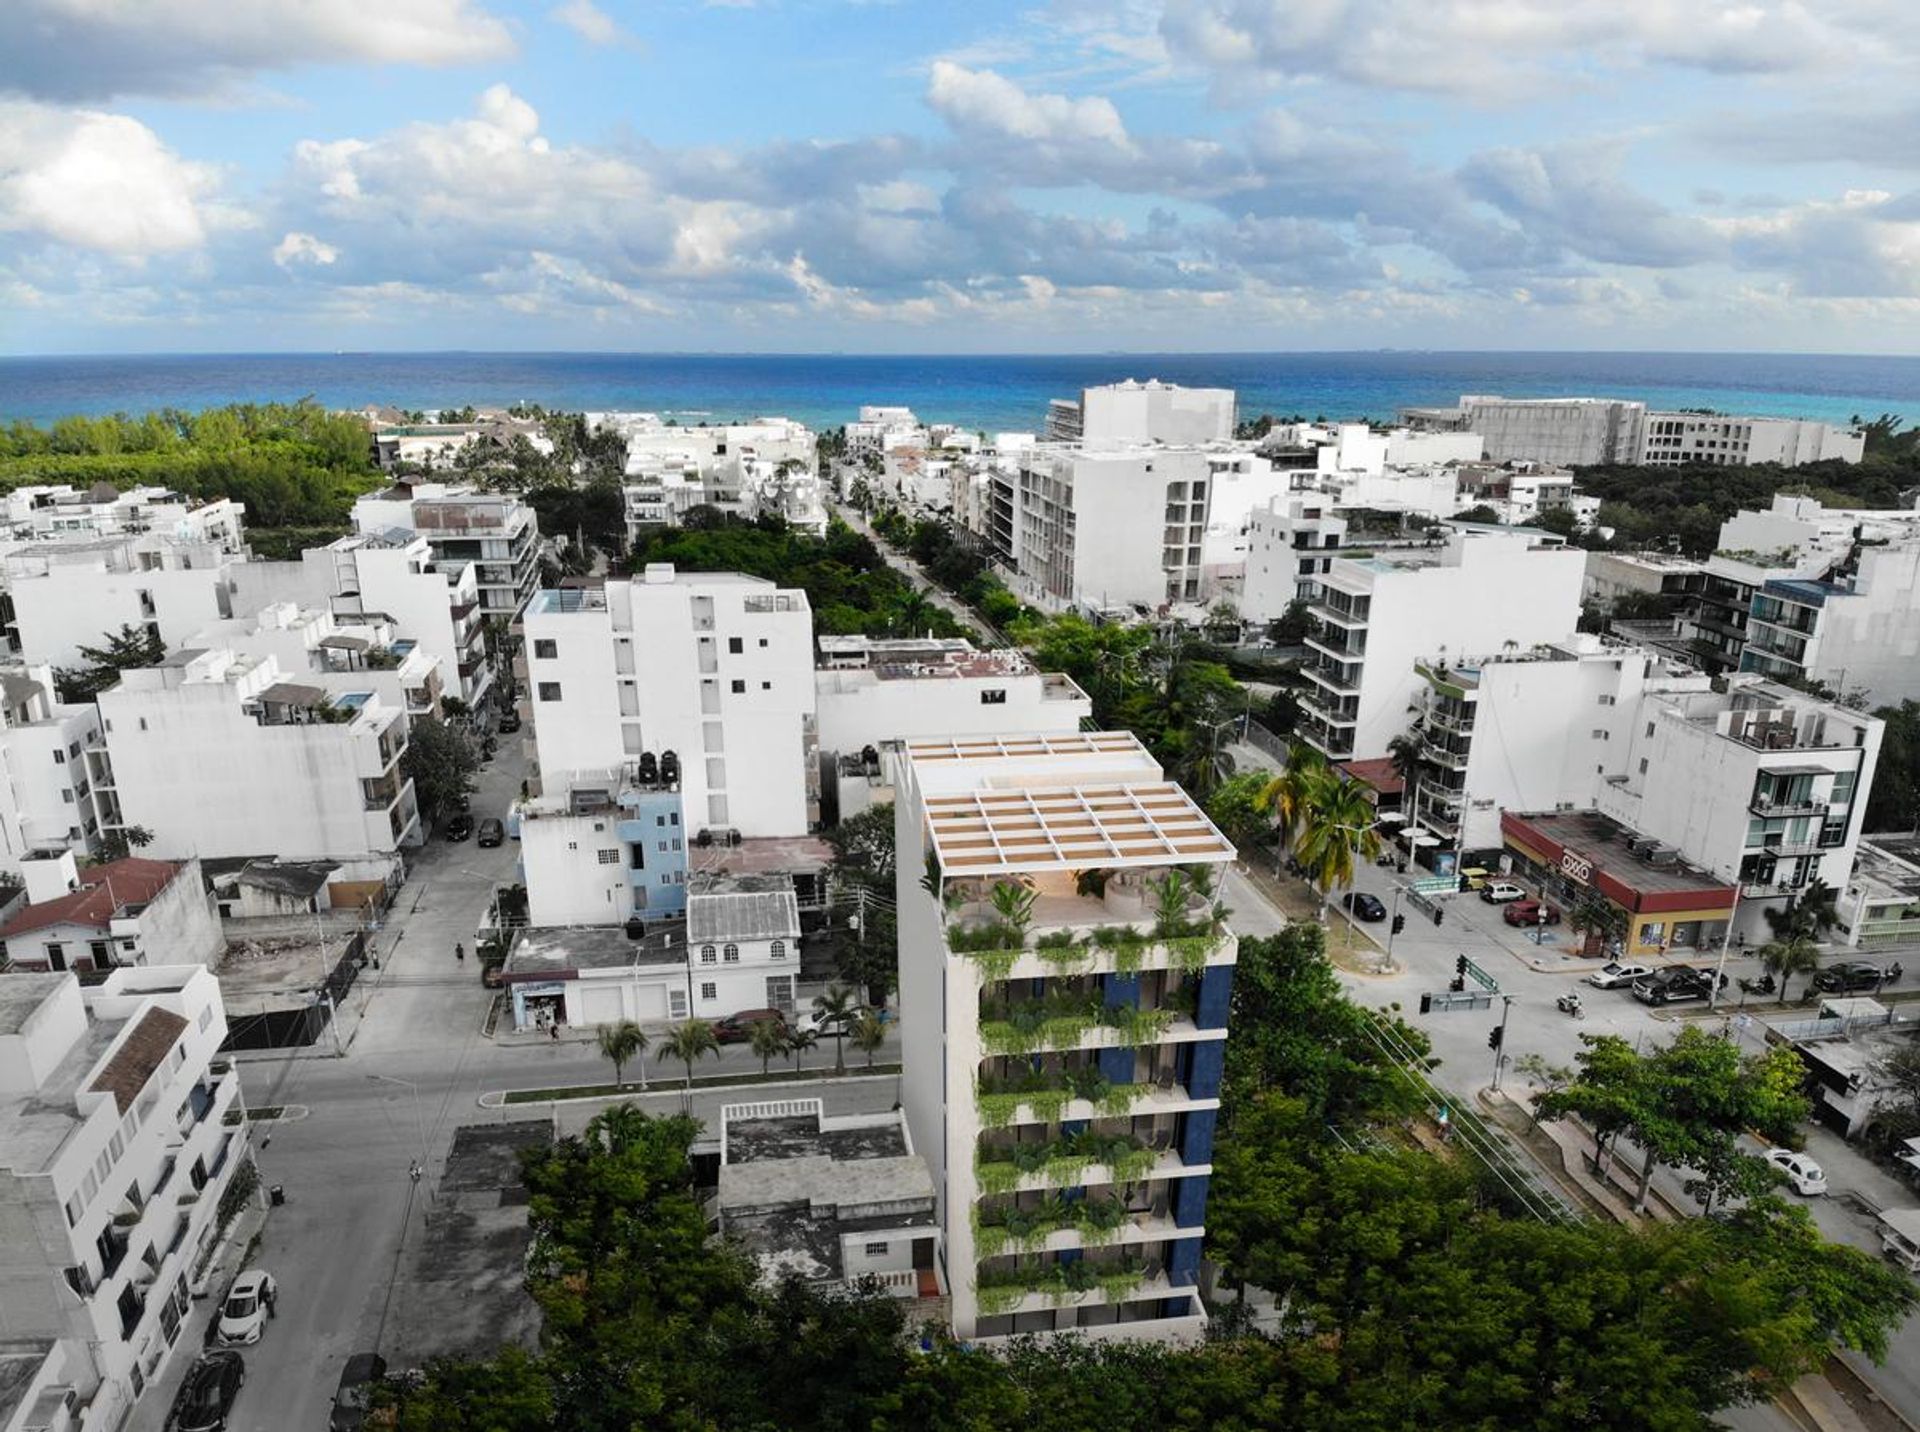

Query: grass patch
<box><xmin>222</xmin><ymin>1106</ymin><xmax>286</xmax><ymax>1125</ymax></box>
<box><xmin>502</xmin><ymin>1063</ymin><xmax>903</xmax><ymax>1105</ymax></box>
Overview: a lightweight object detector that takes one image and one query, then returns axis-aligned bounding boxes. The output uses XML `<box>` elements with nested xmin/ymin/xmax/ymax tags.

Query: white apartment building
<box><xmin>0</xmin><ymin>851</ymin><xmax>223</xmax><ymax>974</ymax></box>
<box><xmin>896</xmin><ymin>731</ymin><xmax>1236</xmax><ymax>1343</ymax></box>
<box><xmin>1258</xmin><ymin>422</ymin><xmax>1484</xmax><ymax>478</ymax></box>
<box><xmin>1582</xmin><ymin>551</ymin><xmax>1708</xmax><ymax>610</ymax></box>
<box><xmin>0</xmin><ymin>966</ymin><xmax>246</xmax><ymax>1432</ymax></box>
<box><xmin>1299</xmin><ymin>528</ymin><xmax>1585</xmax><ymax>763</ymax></box>
<box><xmin>351</xmin><ymin>486</ymin><xmax>540</xmax><ymax>618</ymax></box>
<box><xmin>1240</xmin><ymin>497</ymin><xmax>1349</xmax><ymax>621</ymax></box>
<box><xmin>522</xmin><ymin>568</ymin><xmax>816</xmax><ymax>840</ymax></box>
<box><xmin>1404</xmin><ymin>395</ymin><xmax>1863</xmax><ymax>468</ymax></box>
<box><xmin>5</xmin><ymin>537</ymin><xmax>238</xmax><ymax>669</ymax></box>
<box><xmin>186</xmin><ymin>604</ymin><xmax>442</xmax><ymax>722</ymax></box>
<box><xmin>1593</xmin><ymin>676</ymin><xmax>1881</xmax><ymax>942</ymax></box>
<box><xmin>846</xmin><ymin>407</ymin><xmax>923</xmax><ymax>460</ymax></box>
<box><xmin>995</xmin><ymin>445</ymin><xmax>1219</xmax><ymax>610</ymax></box>
<box><xmin>92</xmin><ymin>651</ymin><xmax>419</xmax><ymax>862</ymax></box>
<box><xmin>232</xmin><ymin>531</ymin><xmax>489</xmax><ymax>710</ymax></box>
<box><xmin>2</xmin><ymin>487</ymin><xmax>246</xmax><ymax>553</ymax></box>
<box><xmin>814</xmin><ymin>636</ymin><xmax>1091</xmax><ymax>818</ymax></box>
<box><xmin>1045</xmin><ymin>380</ymin><xmax>1235</xmax><ymax>448</ymax></box>
<box><xmin>516</xmin><ymin>768</ymin><xmax>687</xmax><ymax>929</ymax></box>
<box><xmin>0</xmin><ymin>667</ymin><xmax>105</xmax><ymax>869</ymax></box>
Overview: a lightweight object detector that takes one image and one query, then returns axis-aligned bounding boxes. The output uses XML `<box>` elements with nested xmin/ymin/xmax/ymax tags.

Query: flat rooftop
<box><xmin>0</xmin><ymin>1343</ymin><xmax>54</xmax><ymax>1430</ymax></box>
<box><xmin>0</xmin><ymin>971</ymin><xmax>66</xmax><ymax>1036</ymax></box>
<box><xmin>505</xmin><ymin>922</ymin><xmax>688</xmax><ymax>976</ymax></box>
<box><xmin>727</xmin><ymin>1113</ymin><xmax>908</xmax><ymax>1165</ymax></box>
<box><xmin>1852</xmin><ymin>840</ymin><xmax>1920</xmax><ymax>900</ymax></box>
<box><xmin>0</xmin><ymin>1018</ymin><xmax>123</xmax><ymax>1174</ymax></box>
<box><xmin>1503</xmin><ymin>810</ymin><xmax>1736</xmax><ymax>901</ymax></box>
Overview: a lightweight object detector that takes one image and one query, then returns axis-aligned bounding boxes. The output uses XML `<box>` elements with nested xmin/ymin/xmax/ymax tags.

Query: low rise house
<box><xmin>0</xmin><ymin>966</ymin><xmax>246</xmax><ymax>1432</ymax></box>
<box><xmin>1840</xmin><ymin>837</ymin><xmax>1920</xmax><ymax>948</ymax></box>
<box><xmin>0</xmin><ymin>852</ymin><xmax>222</xmax><ymax>973</ymax></box>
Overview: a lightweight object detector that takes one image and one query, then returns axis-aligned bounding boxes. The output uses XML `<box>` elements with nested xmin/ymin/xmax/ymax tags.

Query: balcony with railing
<box><xmin>1301</xmin><ymin>657</ymin><xmax>1360</xmax><ymax>696</ymax></box>
<box><xmin>1305</xmin><ymin>627</ymin><xmax>1366</xmax><ymax>663</ymax></box>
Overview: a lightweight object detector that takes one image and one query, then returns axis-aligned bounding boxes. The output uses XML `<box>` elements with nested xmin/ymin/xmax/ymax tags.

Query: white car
<box><xmin>1586</xmin><ymin>962</ymin><xmax>1654</xmax><ymax>990</ymax></box>
<box><xmin>1765</xmin><ymin>1148</ymin><xmax>1828</xmax><ymax>1197</ymax></box>
<box><xmin>217</xmin><ymin>1268</ymin><xmax>277</xmax><ymax>1345</ymax></box>
<box><xmin>1479</xmin><ymin>880</ymin><xmax>1527</xmax><ymax>904</ymax></box>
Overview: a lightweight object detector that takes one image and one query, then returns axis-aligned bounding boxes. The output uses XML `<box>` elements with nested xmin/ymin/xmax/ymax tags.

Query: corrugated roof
<box><xmin>688</xmin><ymin>888</ymin><xmax>800</xmax><ymax>944</ymax></box>
<box><xmin>88</xmin><ymin>1007</ymin><xmax>188</xmax><ymax>1115</ymax></box>
<box><xmin>0</xmin><ymin>857</ymin><xmax>182</xmax><ymax>939</ymax></box>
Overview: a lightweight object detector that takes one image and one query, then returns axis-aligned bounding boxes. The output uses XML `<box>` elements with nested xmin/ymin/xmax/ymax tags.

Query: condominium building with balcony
<box><xmin>1298</xmin><ymin>527</ymin><xmax>1584</xmax><ymax>764</ymax></box>
<box><xmin>91</xmin><ymin>650</ymin><xmax>419</xmax><ymax>862</ymax></box>
<box><xmin>0</xmin><ymin>966</ymin><xmax>246</xmax><ymax>1432</ymax></box>
<box><xmin>0</xmin><ymin>665</ymin><xmax>106</xmax><ymax>870</ymax></box>
<box><xmin>2</xmin><ymin>487</ymin><xmax>246</xmax><ymax>553</ymax></box>
<box><xmin>1240</xmin><ymin>496</ymin><xmax>1348</xmax><ymax>621</ymax></box>
<box><xmin>895</xmin><ymin>731</ymin><xmax>1237</xmax><ymax>1343</ymax></box>
<box><xmin>351</xmin><ymin>485</ymin><xmax>540</xmax><ymax>618</ymax></box>
<box><xmin>186</xmin><ymin>603</ymin><xmax>442</xmax><ymax>723</ymax></box>
<box><xmin>4</xmin><ymin>536</ymin><xmax>239</xmax><ymax>669</ymax></box>
<box><xmin>521</xmin><ymin>567</ymin><xmax>816</xmax><ymax>841</ymax></box>
<box><xmin>1402</xmin><ymin>396</ymin><xmax>1863</xmax><ymax>468</ymax></box>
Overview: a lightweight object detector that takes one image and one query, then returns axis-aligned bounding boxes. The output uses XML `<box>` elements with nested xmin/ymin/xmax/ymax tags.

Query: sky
<box><xmin>2</xmin><ymin>0</ymin><xmax>1919</xmax><ymax>355</ymax></box>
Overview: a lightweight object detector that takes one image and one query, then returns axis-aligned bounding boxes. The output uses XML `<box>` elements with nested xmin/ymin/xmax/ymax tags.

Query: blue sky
<box><xmin>1</xmin><ymin>0</ymin><xmax>1917</xmax><ymax>354</ymax></box>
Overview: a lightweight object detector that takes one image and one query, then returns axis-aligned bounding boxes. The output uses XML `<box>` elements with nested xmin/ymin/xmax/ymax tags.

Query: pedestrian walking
<box><xmin>548</xmin><ymin>1021</ymin><xmax>559</xmax><ymax>1041</ymax></box>
<box><xmin>455</xmin><ymin>942</ymin><xmax>465</xmax><ymax>963</ymax></box>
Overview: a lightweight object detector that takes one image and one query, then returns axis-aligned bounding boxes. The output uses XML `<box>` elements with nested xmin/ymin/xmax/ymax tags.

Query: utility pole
<box><xmin>1489</xmin><ymin>995</ymin><xmax>1513</xmax><ymax>1091</ymax></box>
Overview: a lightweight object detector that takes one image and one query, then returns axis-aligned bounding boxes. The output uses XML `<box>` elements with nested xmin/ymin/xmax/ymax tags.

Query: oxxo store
<box><xmin>1500</xmin><ymin>810</ymin><xmax>1737</xmax><ymax>958</ymax></box>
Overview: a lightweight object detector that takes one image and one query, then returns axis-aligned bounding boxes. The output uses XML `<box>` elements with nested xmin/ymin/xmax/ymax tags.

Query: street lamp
<box><xmin>366</xmin><ymin>1073</ymin><xmax>432</xmax><ymax>1199</ymax></box>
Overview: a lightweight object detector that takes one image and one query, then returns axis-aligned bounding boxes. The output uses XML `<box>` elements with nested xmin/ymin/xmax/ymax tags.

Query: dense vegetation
<box><xmin>627</xmin><ymin>513</ymin><xmax>971</xmax><ymax>639</ymax></box>
<box><xmin>0</xmin><ymin>402</ymin><xmax>383</xmax><ymax>534</ymax></box>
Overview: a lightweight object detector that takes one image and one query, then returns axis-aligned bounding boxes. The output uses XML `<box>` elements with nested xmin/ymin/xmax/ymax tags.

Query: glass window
<box><xmin>537</xmin><ymin>682</ymin><xmax>562</xmax><ymax>702</ymax></box>
<box><xmin>724</xmin><ymin>943</ymin><xmax>740</xmax><ymax>963</ymax></box>
<box><xmin>700</xmin><ymin>944</ymin><xmax>716</xmax><ymax>964</ymax></box>
<box><xmin>770</xmin><ymin>940</ymin><xmax>786</xmax><ymax>959</ymax></box>
<box><xmin>700</xmin><ymin>982</ymin><xmax>717</xmax><ymax>1001</ymax></box>
<box><xmin>533</xmin><ymin>639</ymin><xmax>557</xmax><ymax>659</ymax></box>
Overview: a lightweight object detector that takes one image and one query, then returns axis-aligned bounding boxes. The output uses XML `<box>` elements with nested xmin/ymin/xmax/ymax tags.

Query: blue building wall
<box><xmin>1195</xmin><ymin>964</ymin><xmax>1233</xmax><ymax>1029</ymax></box>
<box><xmin>616</xmin><ymin>787</ymin><xmax>687</xmax><ymax>919</ymax></box>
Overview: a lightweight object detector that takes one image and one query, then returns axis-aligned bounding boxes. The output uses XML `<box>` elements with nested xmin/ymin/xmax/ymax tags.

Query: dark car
<box><xmin>171</xmin><ymin>1350</ymin><xmax>244</xmax><ymax>1432</ymax></box>
<box><xmin>1502</xmin><ymin>899</ymin><xmax>1561</xmax><ymax>928</ymax></box>
<box><xmin>1811</xmin><ymin>960</ymin><xmax>1898</xmax><ymax>993</ymax></box>
<box><xmin>1630</xmin><ymin>967</ymin><xmax>1725</xmax><ymax>1006</ymax></box>
<box><xmin>713</xmin><ymin>1008</ymin><xmax>788</xmax><ymax>1044</ymax></box>
<box><xmin>329</xmin><ymin>1352</ymin><xmax>388</xmax><ymax>1432</ymax></box>
<box><xmin>481</xmin><ymin>960</ymin><xmax>507</xmax><ymax>989</ymax></box>
<box><xmin>443</xmin><ymin>812</ymin><xmax>474</xmax><ymax>842</ymax></box>
<box><xmin>498</xmin><ymin>711</ymin><xmax>521</xmax><ymax>734</ymax></box>
<box><xmin>1341</xmin><ymin>891</ymin><xmax>1388</xmax><ymax>922</ymax></box>
<box><xmin>476</xmin><ymin>818</ymin><xmax>506</xmax><ymax>848</ymax></box>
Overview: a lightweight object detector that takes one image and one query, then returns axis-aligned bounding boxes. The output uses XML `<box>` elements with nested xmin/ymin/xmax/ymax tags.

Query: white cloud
<box><xmin>0</xmin><ymin>0</ymin><xmax>515</xmax><ymax>102</ymax></box>
<box><xmin>273</xmin><ymin>231</ymin><xmax>339</xmax><ymax>268</ymax></box>
<box><xmin>0</xmin><ymin>99</ymin><xmax>221</xmax><ymax>254</ymax></box>
<box><xmin>926</xmin><ymin>61</ymin><xmax>1130</xmax><ymax>147</ymax></box>
<box><xmin>549</xmin><ymin>0</ymin><xmax>637</xmax><ymax>49</ymax></box>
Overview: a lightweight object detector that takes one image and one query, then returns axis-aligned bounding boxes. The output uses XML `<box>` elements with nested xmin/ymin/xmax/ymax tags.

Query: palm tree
<box><xmin>1569</xmin><ymin>893</ymin><xmax>1628</xmax><ymax>958</ymax></box>
<box><xmin>1293</xmin><ymin>775</ymin><xmax>1381</xmax><ymax>922</ymax></box>
<box><xmin>657</xmin><ymin>1019</ymin><xmax>719</xmax><ymax>1089</ymax></box>
<box><xmin>786</xmin><ymin>1027</ymin><xmax>819</xmax><ymax>1074</ymax></box>
<box><xmin>1765</xmin><ymin>878</ymin><xmax>1839</xmax><ymax>944</ymax></box>
<box><xmin>1255</xmin><ymin>742</ymin><xmax>1329</xmax><ymax>851</ymax></box>
<box><xmin>747</xmin><ymin>1018</ymin><xmax>787</xmax><ymax>1079</ymax></box>
<box><xmin>1385</xmin><ymin>718</ymin><xmax>1425</xmax><ymax>839</ymax></box>
<box><xmin>891</xmin><ymin>587</ymin><xmax>936</xmax><ymax>638</ymax></box>
<box><xmin>595</xmin><ymin>1019</ymin><xmax>648</xmax><ymax>1091</ymax></box>
<box><xmin>1761</xmin><ymin>934</ymin><xmax>1822</xmax><ymax>1004</ymax></box>
<box><xmin>1175</xmin><ymin>717</ymin><xmax>1237</xmax><ymax>802</ymax></box>
<box><xmin>850</xmin><ymin>1011</ymin><xmax>888</xmax><ymax>1069</ymax></box>
<box><xmin>812</xmin><ymin>985</ymin><xmax>862</xmax><ymax>1074</ymax></box>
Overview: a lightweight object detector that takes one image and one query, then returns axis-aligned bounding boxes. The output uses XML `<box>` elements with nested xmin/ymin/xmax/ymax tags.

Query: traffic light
<box><xmin>1391</xmin><ymin>913</ymin><xmax>1407</xmax><ymax>935</ymax></box>
<box><xmin>1433</xmin><ymin>907</ymin><xmax>1445</xmax><ymax>927</ymax></box>
<box><xmin>1455</xmin><ymin>954</ymin><xmax>1468</xmax><ymax>977</ymax></box>
<box><xmin>1419</xmin><ymin>993</ymin><xmax>1433</xmax><ymax>1014</ymax></box>
<box><xmin>1488</xmin><ymin>1025</ymin><xmax>1505</xmax><ymax>1051</ymax></box>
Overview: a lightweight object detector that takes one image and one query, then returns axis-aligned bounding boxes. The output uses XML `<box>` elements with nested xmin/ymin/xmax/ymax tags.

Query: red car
<box><xmin>713</xmin><ymin>1008</ymin><xmax>788</xmax><ymax>1044</ymax></box>
<box><xmin>1503</xmin><ymin>899</ymin><xmax>1561</xmax><ymax>928</ymax></box>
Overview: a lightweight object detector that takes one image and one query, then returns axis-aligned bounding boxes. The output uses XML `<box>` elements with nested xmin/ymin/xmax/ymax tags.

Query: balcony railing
<box><xmin>1749</xmin><ymin>795</ymin><xmax>1828</xmax><ymax>818</ymax></box>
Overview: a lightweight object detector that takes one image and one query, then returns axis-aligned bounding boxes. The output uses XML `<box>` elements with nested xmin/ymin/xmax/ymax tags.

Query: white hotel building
<box><xmin>0</xmin><ymin>967</ymin><xmax>245</xmax><ymax>1432</ymax></box>
<box><xmin>896</xmin><ymin>732</ymin><xmax>1236</xmax><ymax>1343</ymax></box>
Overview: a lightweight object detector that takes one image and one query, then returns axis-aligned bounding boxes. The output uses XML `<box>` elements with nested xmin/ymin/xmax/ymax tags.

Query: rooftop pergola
<box><xmin>923</xmin><ymin>783</ymin><xmax>1234</xmax><ymax>877</ymax></box>
<box><xmin>904</xmin><ymin>732</ymin><xmax>1146</xmax><ymax>765</ymax></box>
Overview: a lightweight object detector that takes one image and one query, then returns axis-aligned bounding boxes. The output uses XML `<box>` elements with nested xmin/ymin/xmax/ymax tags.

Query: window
<box><xmin>538</xmin><ymin>682</ymin><xmax>563</xmax><ymax>702</ymax></box>
<box><xmin>864</xmin><ymin>1241</ymin><xmax>889</xmax><ymax>1257</ymax></box>
<box><xmin>723</xmin><ymin>943</ymin><xmax>740</xmax><ymax>963</ymax></box>
<box><xmin>669</xmin><ymin>990</ymin><xmax>688</xmax><ymax>1018</ymax></box>
<box><xmin>731</xmin><ymin>679</ymin><xmax>746</xmax><ymax>694</ymax></box>
<box><xmin>533</xmin><ymin>638</ymin><xmax>557</xmax><ymax>659</ymax></box>
<box><xmin>597</xmin><ymin>849</ymin><xmax>619</xmax><ymax>865</ymax></box>
<box><xmin>761</xmin><ymin>681</ymin><xmax>771</xmax><ymax>691</ymax></box>
<box><xmin>1646</xmin><ymin>722</ymin><xmax>1655</xmax><ymax>737</ymax></box>
<box><xmin>700</xmin><ymin>982</ymin><xmax>717</xmax><ymax>1002</ymax></box>
<box><xmin>770</xmin><ymin>940</ymin><xmax>786</xmax><ymax>959</ymax></box>
<box><xmin>980</xmin><ymin>689</ymin><xmax>1007</xmax><ymax>705</ymax></box>
<box><xmin>700</xmin><ymin>944</ymin><xmax>717</xmax><ymax>964</ymax></box>
<box><xmin>658</xmin><ymin>840</ymin><xmax>668</xmax><ymax>852</ymax></box>
<box><xmin>759</xmin><ymin>638</ymin><xmax>768</xmax><ymax>648</ymax></box>
<box><xmin>1590</xmin><ymin>729</ymin><xmax>1608</xmax><ymax>740</ymax></box>
<box><xmin>728</xmin><ymin>637</ymin><xmax>743</xmax><ymax>654</ymax></box>
<box><xmin>53</xmin><ymin>748</ymin><xmax>65</xmax><ymax>764</ymax></box>
<box><xmin>1639</xmin><ymin>758</ymin><xmax>1649</xmax><ymax>775</ymax></box>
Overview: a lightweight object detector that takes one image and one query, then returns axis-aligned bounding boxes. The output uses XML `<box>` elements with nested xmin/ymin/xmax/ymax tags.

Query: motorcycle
<box><xmin>1555</xmin><ymin>992</ymin><xmax>1585</xmax><ymax>1020</ymax></box>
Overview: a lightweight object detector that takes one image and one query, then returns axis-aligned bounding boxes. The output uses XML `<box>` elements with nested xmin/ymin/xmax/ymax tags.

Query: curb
<box><xmin>479</xmin><ymin>1068</ymin><xmax>902</xmax><ymax>1109</ymax></box>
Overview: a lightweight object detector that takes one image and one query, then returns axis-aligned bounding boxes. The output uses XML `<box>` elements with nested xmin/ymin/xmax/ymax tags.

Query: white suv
<box><xmin>1479</xmin><ymin>880</ymin><xmax>1527</xmax><ymax>904</ymax></box>
<box><xmin>1765</xmin><ymin>1148</ymin><xmax>1827</xmax><ymax>1196</ymax></box>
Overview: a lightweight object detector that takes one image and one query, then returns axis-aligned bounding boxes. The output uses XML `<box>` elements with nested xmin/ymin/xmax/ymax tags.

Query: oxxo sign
<box><xmin>1559</xmin><ymin>849</ymin><xmax>1594</xmax><ymax>885</ymax></box>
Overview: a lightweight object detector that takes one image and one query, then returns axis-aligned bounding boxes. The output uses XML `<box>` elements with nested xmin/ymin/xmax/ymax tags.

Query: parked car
<box><xmin>498</xmin><ymin>711</ymin><xmax>521</xmax><ymax>734</ymax></box>
<box><xmin>1586</xmin><ymin>962</ymin><xmax>1653</xmax><ymax>990</ymax></box>
<box><xmin>713</xmin><ymin>1008</ymin><xmax>789</xmax><ymax>1044</ymax></box>
<box><xmin>215</xmin><ymin>1268</ymin><xmax>276</xmax><ymax>1345</ymax></box>
<box><xmin>1765</xmin><ymin>1148</ymin><xmax>1828</xmax><ymax>1196</ymax></box>
<box><xmin>171</xmin><ymin>1351</ymin><xmax>244</xmax><ymax>1432</ymax></box>
<box><xmin>1479</xmin><ymin>880</ymin><xmax>1527</xmax><ymax>904</ymax></box>
<box><xmin>1342</xmin><ymin>891</ymin><xmax>1388</xmax><ymax>922</ymax></box>
<box><xmin>1502</xmin><ymin>899</ymin><xmax>1561</xmax><ymax>928</ymax></box>
<box><xmin>476</xmin><ymin>817</ymin><xmax>506</xmax><ymax>848</ymax></box>
<box><xmin>329</xmin><ymin>1353</ymin><xmax>388</xmax><ymax>1432</ymax></box>
<box><xmin>1810</xmin><ymin>960</ymin><xmax>1897</xmax><ymax>994</ymax></box>
<box><xmin>443</xmin><ymin>812</ymin><xmax>474</xmax><ymax>842</ymax></box>
<box><xmin>1630</xmin><ymin>967</ymin><xmax>1724</xmax><ymax>1006</ymax></box>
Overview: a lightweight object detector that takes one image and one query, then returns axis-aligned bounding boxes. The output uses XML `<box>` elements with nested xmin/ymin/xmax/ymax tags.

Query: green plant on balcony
<box><xmin>1033</xmin><ymin>929</ymin><xmax>1093</xmax><ymax>974</ymax></box>
<box><xmin>1054</xmin><ymin>1257</ymin><xmax>1100</xmax><ymax>1303</ymax></box>
<box><xmin>1149</xmin><ymin>869</ymin><xmax>1195</xmax><ymax>939</ymax></box>
<box><xmin>1073</xmin><ymin>868</ymin><xmax>1108</xmax><ymax>899</ymax></box>
<box><xmin>974</xmin><ymin>1275</ymin><xmax>1028</xmax><ymax>1318</ymax></box>
<box><xmin>1096</xmin><ymin>1003</ymin><xmax>1175</xmax><ymax>1047</ymax></box>
<box><xmin>977</xmin><ymin>1069</ymin><xmax>1074</xmax><ymax>1128</ymax></box>
<box><xmin>960</xmin><ymin>944</ymin><xmax>1021</xmax><ymax>984</ymax></box>
<box><xmin>989</xmin><ymin>880</ymin><xmax>1037</xmax><ymax>940</ymax></box>
<box><xmin>1095</xmin><ymin>1265</ymin><xmax>1147</xmax><ymax>1305</ymax></box>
